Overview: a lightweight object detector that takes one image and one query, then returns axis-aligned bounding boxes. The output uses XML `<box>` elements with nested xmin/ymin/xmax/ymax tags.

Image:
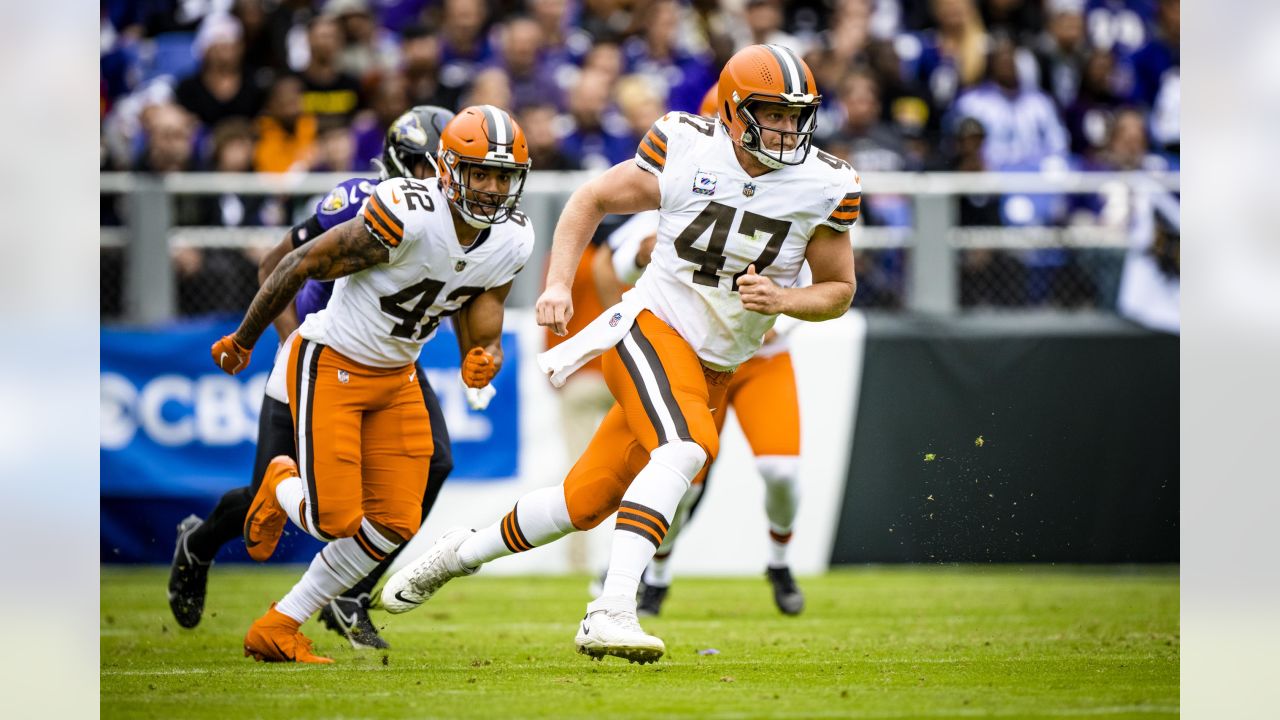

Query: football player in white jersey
<box><xmin>382</xmin><ymin>45</ymin><xmax>860</xmax><ymax>665</ymax></box>
<box><xmin>209</xmin><ymin>105</ymin><xmax>534</xmax><ymax>663</ymax></box>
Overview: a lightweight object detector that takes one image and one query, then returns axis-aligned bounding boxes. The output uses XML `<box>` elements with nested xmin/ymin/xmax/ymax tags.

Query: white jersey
<box><xmin>297</xmin><ymin>176</ymin><xmax>534</xmax><ymax>368</ymax></box>
<box><xmin>633</xmin><ymin>111</ymin><xmax>861</xmax><ymax>370</ymax></box>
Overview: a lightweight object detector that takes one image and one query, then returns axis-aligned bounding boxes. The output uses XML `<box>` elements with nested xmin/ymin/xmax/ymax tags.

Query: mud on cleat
<box><xmin>380</xmin><ymin>528</ymin><xmax>478</xmax><ymax>614</ymax></box>
<box><xmin>319</xmin><ymin>594</ymin><xmax>389</xmax><ymax>650</ymax></box>
<box><xmin>167</xmin><ymin>515</ymin><xmax>212</xmax><ymax>629</ymax></box>
<box><xmin>766</xmin><ymin>565</ymin><xmax>806</xmax><ymax>616</ymax></box>
<box><xmin>574</xmin><ymin>595</ymin><xmax>665</xmax><ymax>664</ymax></box>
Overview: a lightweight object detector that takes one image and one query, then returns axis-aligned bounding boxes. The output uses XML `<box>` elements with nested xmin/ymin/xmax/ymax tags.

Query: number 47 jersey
<box><xmin>633</xmin><ymin>111</ymin><xmax>861</xmax><ymax>371</ymax></box>
<box><xmin>297</xmin><ymin>176</ymin><xmax>535</xmax><ymax>368</ymax></box>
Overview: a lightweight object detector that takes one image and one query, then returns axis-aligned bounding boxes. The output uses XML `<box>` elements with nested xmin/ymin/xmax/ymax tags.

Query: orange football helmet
<box><xmin>717</xmin><ymin>44</ymin><xmax>821</xmax><ymax>169</ymax></box>
<box><xmin>437</xmin><ymin>105</ymin><xmax>532</xmax><ymax>228</ymax></box>
<box><xmin>698</xmin><ymin>84</ymin><xmax>718</xmax><ymax>119</ymax></box>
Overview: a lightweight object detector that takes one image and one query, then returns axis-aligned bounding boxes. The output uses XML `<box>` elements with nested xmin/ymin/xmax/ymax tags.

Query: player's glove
<box><xmin>462</xmin><ymin>346</ymin><xmax>497</xmax><ymax>388</ymax></box>
<box><xmin>211</xmin><ymin>334</ymin><xmax>252</xmax><ymax>375</ymax></box>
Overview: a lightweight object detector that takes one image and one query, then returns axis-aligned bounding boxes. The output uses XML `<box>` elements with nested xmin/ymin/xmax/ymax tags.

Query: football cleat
<box><xmin>380</xmin><ymin>528</ymin><xmax>478</xmax><ymax>614</ymax></box>
<box><xmin>243</xmin><ymin>603</ymin><xmax>333</xmax><ymax>664</ymax></box>
<box><xmin>574</xmin><ymin>595</ymin><xmax>665</xmax><ymax>664</ymax></box>
<box><xmin>167</xmin><ymin>514</ymin><xmax>212</xmax><ymax>629</ymax></box>
<box><xmin>319</xmin><ymin>594</ymin><xmax>389</xmax><ymax>650</ymax></box>
<box><xmin>766</xmin><ymin>566</ymin><xmax>805</xmax><ymax>616</ymax></box>
<box><xmin>636</xmin><ymin>582</ymin><xmax>669</xmax><ymax>617</ymax></box>
<box><xmin>244</xmin><ymin>456</ymin><xmax>296</xmax><ymax>562</ymax></box>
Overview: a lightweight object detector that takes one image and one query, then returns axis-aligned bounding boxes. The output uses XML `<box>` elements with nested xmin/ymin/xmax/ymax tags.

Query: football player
<box><xmin>383</xmin><ymin>45</ymin><xmax>860</xmax><ymax>664</ymax></box>
<box><xmin>210</xmin><ymin>105</ymin><xmax>534</xmax><ymax>663</ymax></box>
<box><xmin>167</xmin><ymin>106</ymin><xmax>458</xmax><ymax>651</ymax></box>
<box><xmin>596</xmin><ymin>85</ymin><xmax>810</xmax><ymax>618</ymax></box>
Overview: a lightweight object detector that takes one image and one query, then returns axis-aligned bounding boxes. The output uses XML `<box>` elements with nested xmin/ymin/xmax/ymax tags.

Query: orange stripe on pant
<box><xmin>284</xmin><ymin>334</ymin><xmax>432</xmax><ymax>542</ymax></box>
<box><xmin>561</xmin><ymin>310</ymin><xmax>731</xmax><ymax>530</ymax></box>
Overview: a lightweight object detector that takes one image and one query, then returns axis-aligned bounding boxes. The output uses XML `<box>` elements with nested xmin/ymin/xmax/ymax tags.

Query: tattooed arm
<box><xmin>231</xmin><ymin>217</ymin><xmax>389</xmax><ymax>348</ymax></box>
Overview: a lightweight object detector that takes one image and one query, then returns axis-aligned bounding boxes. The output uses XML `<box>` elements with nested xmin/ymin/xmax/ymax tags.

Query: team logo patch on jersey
<box><xmin>742</xmin><ymin>182</ymin><xmax>757</xmax><ymax>197</ymax></box>
<box><xmin>692</xmin><ymin>170</ymin><xmax>717</xmax><ymax>196</ymax></box>
<box><xmin>337</xmin><ymin>370</ymin><xmax>350</xmax><ymax>384</ymax></box>
<box><xmin>320</xmin><ymin>187</ymin><xmax>349</xmax><ymax>215</ymax></box>
<box><xmin>609</xmin><ymin>312</ymin><xmax>623</xmax><ymax>327</ymax></box>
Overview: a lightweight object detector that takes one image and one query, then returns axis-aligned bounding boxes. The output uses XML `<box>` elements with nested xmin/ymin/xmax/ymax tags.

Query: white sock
<box><xmin>758</xmin><ymin>456</ymin><xmax>800</xmax><ymax>569</ymax></box>
<box><xmin>641</xmin><ymin>482</ymin><xmax>702</xmax><ymax>587</ymax></box>
<box><xmin>600</xmin><ymin>441</ymin><xmax>704</xmax><ymax>601</ymax></box>
<box><xmin>457</xmin><ymin>485</ymin><xmax>575</xmax><ymax>568</ymax></box>
<box><xmin>275</xmin><ymin>520</ymin><xmax>400</xmax><ymax>623</ymax></box>
<box><xmin>274</xmin><ymin>475</ymin><xmax>326</xmax><ymax>542</ymax></box>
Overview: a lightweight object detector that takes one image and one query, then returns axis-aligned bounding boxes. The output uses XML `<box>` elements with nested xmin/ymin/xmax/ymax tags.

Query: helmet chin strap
<box><xmin>738</xmin><ymin>129</ymin><xmax>799</xmax><ymax>170</ymax></box>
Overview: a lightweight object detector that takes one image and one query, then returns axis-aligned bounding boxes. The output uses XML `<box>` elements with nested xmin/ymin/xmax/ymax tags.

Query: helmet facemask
<box><xmin>443</xmin><ymin>152</ymin><xmax>529</xmax><ymax>229</ymax></box>
<box><xmin>735</xmin><ymin>97</ymin><xmax>820</xmax><ymax>169</ymax></box>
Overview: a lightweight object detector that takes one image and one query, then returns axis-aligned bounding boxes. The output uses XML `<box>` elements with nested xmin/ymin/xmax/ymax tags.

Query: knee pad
<box><xmin>650</xmin><ymin>440</ymin><xmax>708</xmax><ymax>481</ymax></box>
<box><xmin>564</xmin><ymin>470</ymin><xmax>627</xmax><ymax>530</ymax></box>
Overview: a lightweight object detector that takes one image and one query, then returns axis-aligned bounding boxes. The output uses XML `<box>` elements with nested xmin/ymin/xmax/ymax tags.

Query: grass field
<box><xmin>101</xmin><ymin>565</ymin><xmax>1178</xmax><ymax>719</ymax></box>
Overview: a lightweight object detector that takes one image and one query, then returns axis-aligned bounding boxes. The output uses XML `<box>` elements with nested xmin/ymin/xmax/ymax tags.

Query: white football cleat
<box><xmin>574</xmin><ymin>595</ymin><xmax>666</xmax><ymax>664</ymax></box>
<box><xmin>380</xmin><ymin>528</ymin><xmax>478</xmax><ymax>614</ymax></box>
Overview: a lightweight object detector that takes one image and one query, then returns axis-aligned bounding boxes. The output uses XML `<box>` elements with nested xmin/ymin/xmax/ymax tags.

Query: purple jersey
<box><xmin>294</xmin><ymin>177</ymin><xmax>377</xmax><ymax>319</ymax></box>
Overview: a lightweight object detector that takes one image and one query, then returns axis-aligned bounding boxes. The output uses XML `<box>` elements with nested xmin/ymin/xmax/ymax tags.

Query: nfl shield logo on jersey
<box><xmin>692</xmin><ymin>170</ymin><xmax>717</xmax><ymax>196</ymax></box>
<box><xmin>608</xmin><ymin>312</ymin><xmax>623</xmax><ymax>327</ymax></box>
<box><xmin>455</xmin><ymin>259</ymin><xmax>467</xmax><ymax>272</ymax></box>
<box><xmin>338</xmin><ymin>370</ymin><xmax>349</xmax><ymax>384</ymax></box>
<box><xmin>742</xmin><ymin>182</ymin><xmax>756</xmax><ymax>197</ymax></box>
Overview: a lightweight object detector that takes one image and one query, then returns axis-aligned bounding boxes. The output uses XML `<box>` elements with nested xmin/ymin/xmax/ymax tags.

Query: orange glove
<box><xmin>211</xmin><ymin>334</ymin><xmax>252</xmax><ymax>375</ymax></box>
<box><xmin>462</xmin><ymin>346</ymin><xmax>497</xmax><ymax>388</ymax></box>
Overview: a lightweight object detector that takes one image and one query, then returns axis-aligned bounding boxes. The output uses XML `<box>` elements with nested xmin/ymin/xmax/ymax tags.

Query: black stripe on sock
<box><xmin>619</xmin><ymin>500</ymin><xmax>670</xmax><ymax>532</ymax></box>
<box><xmin>616</xmin><ymin>521</ymin><xmax>662</xmax><ymax>549</ymax></box>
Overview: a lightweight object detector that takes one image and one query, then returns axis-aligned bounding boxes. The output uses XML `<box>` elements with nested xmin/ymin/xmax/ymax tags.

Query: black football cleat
<box><xmin>320</xmin><ymin>594</ymin><xmax>390</xmax><ymax>650</ymax></box>
<box><xmin>766</xmin><ymin>566</ymin><xmax>805</xmax><ymax>616</ymax></box>
<box><xmin>168</xmin><ymin>515</ymin><xmax>212</xmax><ymax>629</ymax></box>
<box><xmin>636</xmin><ymin>581</ymin><xmax>669</xmax><ymax>617</ymax></box>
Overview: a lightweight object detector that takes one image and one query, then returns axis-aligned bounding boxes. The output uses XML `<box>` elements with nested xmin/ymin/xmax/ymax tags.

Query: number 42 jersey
<box><xmin>297</xmin><ymin>176</ymin><xmax>534</xmax><ymax>368</ymax></box>
<box><xmin>633</xmin><ymin>111</ymin><xmax>861</xmax><ymax>371</ymax></box>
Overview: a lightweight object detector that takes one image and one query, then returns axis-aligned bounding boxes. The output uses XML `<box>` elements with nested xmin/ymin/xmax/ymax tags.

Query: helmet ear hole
<box><xmin>722</xmin><ymin>101</ymin><xmax>732</xmax><ymax>121</ymax></box>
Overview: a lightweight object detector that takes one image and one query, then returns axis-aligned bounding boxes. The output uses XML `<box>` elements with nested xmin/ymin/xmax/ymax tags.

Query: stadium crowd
<box><xmin>100</xmin><ymin>0</ymin><xmax>1179</xmax><ymax>312</ymax></box>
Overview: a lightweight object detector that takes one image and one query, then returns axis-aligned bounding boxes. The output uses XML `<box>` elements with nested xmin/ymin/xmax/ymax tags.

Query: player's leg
<box><xmin>243</xmin><ymin>340</ymin><xmax>370</xmax><ymax>663</ymax></box>
<box><xmin>321</xmin><ymin>365</ymin><xmax>453</xmax><ymax>649</ymax></box>
<box><xmin>734</xmin><ymin>351</ymin><xmax>805</xmax><ymax>615</ymax></box>
<box><xmin>168</xmin><ymin>393</ymin><xmax>295</xmax><ymax>628</ymax></box>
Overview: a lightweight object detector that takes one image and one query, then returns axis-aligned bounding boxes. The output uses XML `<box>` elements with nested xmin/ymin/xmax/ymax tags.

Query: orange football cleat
<box><xmin>243</xmin><ymin>603</ymin><xmax>333</xmax><ymax>664</ymax></box>
<box><xmin>244</xmin><ymin>455</ymin><xmax>297</xmax><ymax>562</ymax></box>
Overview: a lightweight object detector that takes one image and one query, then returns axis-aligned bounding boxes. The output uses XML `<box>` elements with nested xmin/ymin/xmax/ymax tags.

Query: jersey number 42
<box><xmin>380</xmin><ymin>278</ymin><xmax>484</xmax><ymax>340</ymax></box>
<box><xmin>674</xmin><ymin>200</ymin><xmax>792</xmax><ymax>291</ymax></box>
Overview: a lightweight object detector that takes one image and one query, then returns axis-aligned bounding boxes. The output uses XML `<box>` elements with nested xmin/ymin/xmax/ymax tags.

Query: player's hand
<box><xmin>536</xmin><ymin>283</ymin><xmax>574</xmax><ymax>336</ymax></box>
<box><xmin>738</xmin><ymin>265</ymin><xmax>785</xmax><ymax>314</ymax></box>
<box><xmin>211</xmin><ymin>334</ymin><xmax>252</xmax><ymax>375</ymax></box>
<box><xmin>462</xmin><ymin>346</ymin><xmax>497</xmax><ymax>388</ymax></box>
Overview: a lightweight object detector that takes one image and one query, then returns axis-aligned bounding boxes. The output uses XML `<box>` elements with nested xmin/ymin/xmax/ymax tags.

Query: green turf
<box><xmin>101</xmin><ymin>565</ymin><xmax>1177</xmax><ymax>719</ymax></box>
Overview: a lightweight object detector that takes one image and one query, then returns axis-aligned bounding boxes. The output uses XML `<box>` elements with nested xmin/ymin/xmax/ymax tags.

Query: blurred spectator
<box><xmin>828</xmin><ymin>70</ymin><xmax>914</xmax><ymax>226</ymax></box>
<box><xmin>950</xmin><ymin>34</ymin><xmax>1068</xmax><ymax>171</ymax></box>
<box><xmin>401</xmin><ymin>24</ymin><xmax>462</xmax><ymax>110</ymax></box>
<box><xmin>232</xmin><ymin>0</ymin><xmax>280</xmax><ymax>78</ymax></box>
<box><xmin>326</xmin><ymin>0</ymin><xmax>401</xmax><ymax>83</ymax></box>
<box><xmin>559</xmin><ymin>68</ymin><xmax>635</xmax><ymax>170</ymax></box>
<box><xmin>1094</xmin><ymin>107</ymin><xmax>1164</xmax><ymax>172</ymax></box>
<box><xmin>298</xmin><ymin>15</ymin><xmax>363</xmax><ymax>122</ymax></box>
<box><xmin>531</xmin><ymin>0</ymin><xmax>595</xmax><ymax>70</ymax></box>
<box><xmin>1063</xmin><ymin>49</ymin><xmax>1123</xmax><ymax>157</ymax></box>
<box><xmin>979</xmin><ymin>0</ymin><xmax>1044</xmax><ymax>45</ymax></box>
<box><xmin>311</xmin><ymin>117</ymin><xmax>358</xmax><ymax>172</ymax></box>
<box><xmin>897</xmin><ymin>0</ymin><xmax>989</xmax><ymax>129</ymax></box>
<box><xmin>1034</xmin><ymin>0</ymin><xmax>1089</xmax><ymax>110</ymax></box>
<box><xmin>743</xmin><ymin>0</ymin><xmax>808</xmax><ymax>54</ymax></box>
<box><xmin>582</xmin><ymin>42</ymin><xmax>625</xmax><ymax>86</ymax></box>
<box><xmin>350</xmin><ymin>73</ymin><xmax>410</xmax><ymax>172</ymax></box>
<box><xmin>376</xmin><ymin>0</ymin><xmax>432</xmax><ymax>35</ymax></box>
<box><xmin>1117</xmin><ymin>186</ymin><xmax>1179</xmax><ymax>332</ymax></box>
<box><xmin>438</xmin><ymin>0</ymin><xmax>497</xmax><ymax>99</ymax></box>
<box><xmin>614</xmin><ymin>75</ymin><xmax>666</xmax><ymax>144</ymax></box>
<box><xmin>136</xmin><ymin>103</ymin><xmax>197</xmax><ymax>173</ymax></box>
<box><xmin>461</xmin><ymin>67</ymin><xmax>515</xmax><ymax>109</ymax></box>
<box><xmin>577</xmin><ymin>0</ymin><xmax>635</xmax><ymax>44</ymax></box>
<box><xmin>1122</xmin><ymin>0</ymin><xmax>1177</xmax><ymax>151</ymax></box>
<box><xmin>254</xmin><ymin>75</ymin><xmax>317</xmax><ymax>172</ymax></box>
<box><xmin>175</xmin><ymin>14</ymin><xmax>265</xmax><ymax>129</ymax></box>
<box><xmin>519</xmin><ymin>104</ymin><xmax>576</xmax><ymax>170</ymax></box>
<box><xmin>499</xmin><ymin>16</ymin><xmax>562</xmax><ymax>111</ymax></box>
<box><xmin>1084</xmin><ymin>0</ymin><xmax>1154</xmax><ymax>57</ymax></box>
<box><xmin>622</xmin><ymin>0</ymin><xmax>716</xmax><ymax>113</ymax></box>
<box><xmin>193</xmin><ymin>118</ymin><xmax>281</xmax><ymax>227</ymax></box>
